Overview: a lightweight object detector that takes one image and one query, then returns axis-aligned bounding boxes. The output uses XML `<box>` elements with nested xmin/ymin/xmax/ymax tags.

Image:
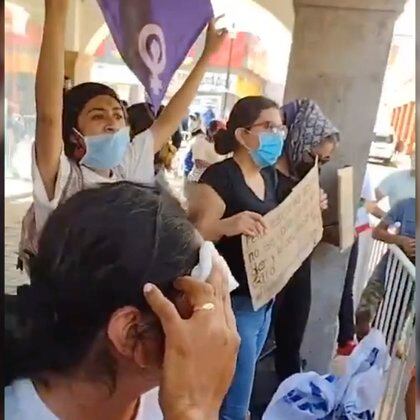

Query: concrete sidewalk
<box><xmin>3</xmin><ymin>172</ymin><xmax>184</xmax><ymax>296</ymax></box>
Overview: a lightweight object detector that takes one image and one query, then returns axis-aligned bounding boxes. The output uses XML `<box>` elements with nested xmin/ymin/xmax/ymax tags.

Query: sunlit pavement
<box><xmin>5</xmin><ymin>177</ymin><xmax>32</xmax><ymax>199</ymax></box>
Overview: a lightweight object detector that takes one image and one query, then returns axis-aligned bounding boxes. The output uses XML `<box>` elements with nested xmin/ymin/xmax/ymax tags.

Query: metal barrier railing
<box><xmin>371</xmin><ymin>243</ymin><xmax>415</xmax><ymax>420</ymax></box>
<box><xmin>367</xmin><ymin>238</ymin><xmax>389</xmax><ymax>278</ymax></box>
<box><xmin>373</xmin><ymin>244</ymin><xmax>415</xmax><ymax>354</ymax></box>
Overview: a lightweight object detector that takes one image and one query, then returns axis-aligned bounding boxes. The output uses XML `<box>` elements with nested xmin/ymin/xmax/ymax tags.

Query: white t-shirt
<box><xmin>5</xmin><ymin>379</ymin><xmax>163</xmax><ymax>420</ymax></box>
<box><xmin>355</xmin><ymin>168</ymin><xmax>375</xmax><ymax>228</ymax></box>
<box><xmin>188</xmin><ymin>134</ymin><xmax>224</xmax><ymax>182</ymax></box>
<box><xmin>377</xmin><ymin>169</ymin><xmax>415</xmax><ymax>208</ymax></box>
<box><xmin>33</xmin><ymin>130</ymin><xmax>155</xmax><ymax>233</ymax></box>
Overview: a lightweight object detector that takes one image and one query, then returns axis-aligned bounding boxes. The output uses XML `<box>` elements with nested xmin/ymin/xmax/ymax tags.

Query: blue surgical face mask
<box><xmin>78</xmin><ymin>127</ymin><xmax>130</xmax><ymax>170</ymax></box>
<box><xmin>249</xmin><ymin>132</ymin><xmax>285</xmax><ymax>168</ymax></box>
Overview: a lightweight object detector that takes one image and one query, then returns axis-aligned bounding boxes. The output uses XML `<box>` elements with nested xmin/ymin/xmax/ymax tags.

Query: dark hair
<box><xmin>62</xmin><ymin>83</ymin><xmax>122</xmax><ymax>158</ymax></box>
<box><xmin>6</xmin><ymin>182</ymin><xmax>198</xmax><ymax>389</ymax></box>
<box><xmin>127</xmin><ymin>103</ymin><xmax>164</xmax><ymax>138</ymax></box>
<box><xmin>127</xmin><ymin>103</ymin><xmax>182</xmax><ymax>150</ymax></box>
<box><xmin>214</xmin><ymin>96</ymin><xmax>279</xmax><ymax>155</ymax></box>
<box><xmin>207</xmin><ymin>120</ymin><xmax>226</xmax><ymax>142</ymax></box>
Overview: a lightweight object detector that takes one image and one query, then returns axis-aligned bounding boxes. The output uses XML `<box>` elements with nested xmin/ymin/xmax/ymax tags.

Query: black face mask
<box><xmin>295</xmin><ymin>150</ymin><xmax>329</xmax><ymax>179</ymax></box>
<box><xmin>295</xmin><ymin>160</ymin><xmax>325</xmax><ymax>180</ymax></box>
<box><xmin>295</xmin><ymin>161</ymin><xmax>316</xmax><ymax>179</ymax></box>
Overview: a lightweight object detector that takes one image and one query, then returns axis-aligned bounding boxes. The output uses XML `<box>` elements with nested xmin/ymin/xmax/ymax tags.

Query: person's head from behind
<box><xmin>127</xmin><ymin>103</ymin><xmax>181</xmax><ymax>156</ymax></box>
<box><xmin>189</xmin><ymin>112</ymin><xmax>203</xmax><ymax>134</ymax></box>
<box><xmin>127</xmin><ymin>102</ymin><xmax>165</xmax><ymax>140</ymax></box>
<box><xmin>62</xmin><ymin>83</ymin><xmax>129</xmax><ymax>170</ymax></box>
<box><xmin>206</xmin><ymin>120</ymin><xmax>226</xmax><ymax>143</ymax></box>
<box><xmin>281</xmin><ymin>98</ymin><xmax>339</xmax><ymax>178</ymax></box>
<box><xmin>213</xmin><ymin>96</ymin><xmax>286</xmax><ymax>168</ymax></box>
<box><xmin>9</xmin><ymin>182</ymin><xmax>199</xmax><ymax>394</ymax></box>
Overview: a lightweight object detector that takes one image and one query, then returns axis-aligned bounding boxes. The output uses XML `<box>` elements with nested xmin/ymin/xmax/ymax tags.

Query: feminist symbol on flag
<box><xmin>138</xmin><ymin>24</ymin><xmax>167</xmax><ymax>95</ymax></box>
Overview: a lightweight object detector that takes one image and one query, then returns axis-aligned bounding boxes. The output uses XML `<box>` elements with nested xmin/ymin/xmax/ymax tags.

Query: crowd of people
<box><xmin>5</xmin><ymin>1</ymin><xmax>416</xmax><ymax>419</ymax></box>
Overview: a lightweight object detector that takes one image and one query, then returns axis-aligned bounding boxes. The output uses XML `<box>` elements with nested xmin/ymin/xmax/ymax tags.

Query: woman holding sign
<box><xmin>272</xmin><ymin>98</ymin><xmax>339</xmax><ymax>385</ymax></box>
<box><xmin>27</xmin><ymin>0</ymin><xmax>226</xmax><ymax>240</ymax></box>
<box><xmin>189</xmin><ymin>96</ymin><xmax>293</xmax><ymax>420</ymax></box>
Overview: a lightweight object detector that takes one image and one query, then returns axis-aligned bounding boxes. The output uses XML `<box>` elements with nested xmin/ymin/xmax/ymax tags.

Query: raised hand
<box><xmin>143</xmin><ymin>266</ymin><xmax>240</xmax><ymax>420</ymax></box>
<box><xmin>202</xmin><ymin>17</ymin><xmax>228</xmax><ymax>58</ymax></box>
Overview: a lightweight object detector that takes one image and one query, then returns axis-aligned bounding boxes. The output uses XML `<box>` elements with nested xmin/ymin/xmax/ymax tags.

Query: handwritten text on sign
<box><xmin>242</xmin><ymin>164</ymin><xmax>323</xmax><ymax>310</ymax></box>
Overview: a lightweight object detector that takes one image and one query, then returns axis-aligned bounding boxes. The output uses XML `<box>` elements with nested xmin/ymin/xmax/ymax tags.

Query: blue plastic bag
<box><xmin>263</xmin><ymin>330</ymin><xmax>390</xmax><ymax>420</ymax></box>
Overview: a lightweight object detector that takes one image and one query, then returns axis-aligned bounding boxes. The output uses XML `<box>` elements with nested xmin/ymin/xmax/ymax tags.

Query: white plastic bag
<box><xmin>263</xmin><ymin>329</ymin><xmax>390</xmax><ymax>420</ymax></box>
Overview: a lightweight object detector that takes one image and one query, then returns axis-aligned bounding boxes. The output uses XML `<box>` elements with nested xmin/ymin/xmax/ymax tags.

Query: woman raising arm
<box><xmin>34</xmin><ymin>0</ymin><xmax>226</xmax><ymax>206</ymax></box>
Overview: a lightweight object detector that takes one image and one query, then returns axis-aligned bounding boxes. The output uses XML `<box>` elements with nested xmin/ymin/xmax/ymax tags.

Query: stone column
<box><xmin>63</xmin><ymin>0</ymin><xmax>95</xmax><ymax>86</ymax></box>
<box><xmin>74</xmin><ymin>53</ymin><xmax>95</xmax><ymax>84</ymax></box>
<box><xmin>283</xmin><ymin>0</ymin><xmax>405</xmax><ymax>373</ymax></box>
<box><xmin>64</xmin><ymin>51</ymin><xmax>94</xmax><ymax>85</ymax></box>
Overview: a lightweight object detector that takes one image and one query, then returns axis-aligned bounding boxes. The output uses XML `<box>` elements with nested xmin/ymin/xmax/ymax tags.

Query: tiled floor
<box><xmin>4</xmin><ymin>172</ymin><xmax>185</xmax><ymax>295</ymax></box>
<box><xmin>5</xmin><ymin>196</ymin><xmax>31</xmax><ymax>294</ymax></box>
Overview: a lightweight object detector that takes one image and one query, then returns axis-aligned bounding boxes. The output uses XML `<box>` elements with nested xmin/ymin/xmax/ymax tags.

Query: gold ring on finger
<box><xmin>193</xmin><ymin>302</ymin><xmax>216</xmax><ymax>312</ymax></box>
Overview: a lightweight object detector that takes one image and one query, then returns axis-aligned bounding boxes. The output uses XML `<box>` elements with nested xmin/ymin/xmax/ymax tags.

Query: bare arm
<box><xmin>375</xmin><ymin>187</ymin><xmax>386</xmax><ymax>202</ymax></box>
<box><xmin>188</xmin><ymin>184</ymin><xmax>228</xmax><ymax>242</ymax></box>
<box><xmin>151</xmin><ymin>19</ymin><xmax>227</xmax><ymax>153</ymax></box>
<box><xmin>372</xmin><ymin>221</ymin><xmax>407</xmax><ymax>246</ymax></box>
<box><xmin>189</xmin><ymin>184</ymin><xmax>267</xmax><ymax>241</ymax></box>
<box><xmin>365</xmin><ymin>200</ymin><xmax>386</xmax><ymax>219</ymax></box>
<box><xmin>35</xmin><ymin>0</ymin><xmax>69</xmax><ymax>200</ymax></box>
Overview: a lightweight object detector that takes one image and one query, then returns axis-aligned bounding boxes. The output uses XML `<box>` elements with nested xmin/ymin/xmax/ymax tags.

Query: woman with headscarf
<box><xmin>272</xmin><ymin>98</ymin><xmax>340</xmax><ymax>385</ymax></box>
<box><xmin>30</xmin><ymin>0</ymin><xmax>226</xmax><ymax>239</ymax></box>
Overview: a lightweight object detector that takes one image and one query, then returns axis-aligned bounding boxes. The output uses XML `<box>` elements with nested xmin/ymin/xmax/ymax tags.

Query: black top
<box><xmin>200</xmin><ymin>158</ymin><xmax>295</xmax><ymax>296</ymax></box>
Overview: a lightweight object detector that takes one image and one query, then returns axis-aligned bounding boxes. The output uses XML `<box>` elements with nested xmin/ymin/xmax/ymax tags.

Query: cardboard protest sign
<box><xmin>242</xmin><ymin>164</ymin><xmax>323</xmax><ymax>310</ymax></box>
<box><xmin>97</xmin><ymin>0</ymin><xmax>213</xmax><ymax>111</ymax></box>
<box><xmin>337</xmin><ymin>166</ymin><xmax>355</xmax><ymax>251</ymax></box>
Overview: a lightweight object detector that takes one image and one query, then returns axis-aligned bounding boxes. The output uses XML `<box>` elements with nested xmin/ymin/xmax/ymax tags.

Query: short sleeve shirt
<box><xmin>189</xmin><ymin>135</ymin><xmax>226</xmax><ymax>182</ymax></box>
<box><xmin>32</xmin><ymin>129</ymin><xmax>155</xmax><ymax>233</ymax></box>
<box><xmin>356</xmin><ymin>169</ymin><xmax>376</xmax><ymax>228</ymax></box>
<box><xmin>383</xmin><ymin>198</ymin><xmax>415</xmax><ymax>239</ymax></box>
<box><xmin>5</xmin><ymin>379</ymin><xmax>162</xmax><ymax>420</ymax></box>
<box><xmin>199</xmin><ymin>158</ymin><xmax>290</xmax><ymax>296</ymax></box>
<box><xmin>377</xmin><ymin>170</ymin><xmax>415</xmax><ymax>208</ymax></box>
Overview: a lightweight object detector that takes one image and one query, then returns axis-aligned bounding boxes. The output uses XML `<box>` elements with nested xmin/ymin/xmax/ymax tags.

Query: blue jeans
<box><xmin>220</xmin><ymin>295</ymin><xmax>273</xmax><ymax>420</ymax></box>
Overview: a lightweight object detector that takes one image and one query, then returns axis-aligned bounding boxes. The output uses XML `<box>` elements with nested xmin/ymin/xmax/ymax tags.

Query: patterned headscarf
<box><xmin>282</xmin><ymin>98</ymin><xmax>340</xmax><ymax>177</ymax></box>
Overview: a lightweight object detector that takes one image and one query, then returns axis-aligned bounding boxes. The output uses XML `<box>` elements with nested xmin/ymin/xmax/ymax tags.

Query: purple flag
<box><xmin>97</xmin><ymin>0</ymin><xmax>214</xmax><ymax>112</ymax></box>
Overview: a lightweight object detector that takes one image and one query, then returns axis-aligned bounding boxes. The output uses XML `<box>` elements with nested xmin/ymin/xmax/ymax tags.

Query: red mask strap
<box><xmin>71</xmin><ymin>128</ymin><xmax>87</xmax><ymax>162</ymax></box>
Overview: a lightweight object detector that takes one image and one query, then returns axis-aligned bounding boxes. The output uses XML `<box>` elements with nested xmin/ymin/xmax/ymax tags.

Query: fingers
<box><xmin>208</xmin><ymin>15</ymin><xmax>227</xmax><ymax>35</ymax></box>
<box><xmin>222</xmin><ymin>284</ymin><xmax>238</xmax><ymax>333</ymax></box>
<box><xmin>243</xmin><ymin>226</ymin><xmax>258</xmax><ymax>237</ymax></box>
<box><xmin>206</xmin><ymin>262</ymin><xmax>225</xmax><ymax>301</ymax></box>
<box><xmin>319</xmin><ymin>189</ymin><xmax>328</xmax><ymax>210</ymax></box>
<box><xmin>247</xmin><ymin>212</ymin><xmax>268</xmax><ymax>229</ymax></box>
<box><xmin>245</xmin><ymin>212</ymin><xmax>267</xmax><ymax>236</ymax></box>
<box><xmin>174</xmin><ymin>277</ymin><xmax>216</xmax><ymax>309</ymax></box>
<box><xmin>207</xmin><ymin>259</ymin><xmax>238</xmax><ymax>334</ymax></box>
<box><xmin>143</xmin><ymin>283</ymin><xmax>181</xmax><ymax>331</ymax></box>
<box><xmin>213</xmin><ymin>14</ymin><xmax>225</xmax><ymax>25</ymax></box>
<box><xmin>253</xmin><ymin>222</ymin><xmax>265</xmax><ymax>237</ymax></box>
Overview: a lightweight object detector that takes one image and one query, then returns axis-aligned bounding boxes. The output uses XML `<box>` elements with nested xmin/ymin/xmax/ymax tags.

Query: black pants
<box><xmin>337</xmin><ymin>237</ymin><xmax>359</xmax><ymax>346</ymax></box>
<box><xmin>273</xmin><ymin>257</ymin><xmax>311</xmax><ymax>384</ymax></box>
